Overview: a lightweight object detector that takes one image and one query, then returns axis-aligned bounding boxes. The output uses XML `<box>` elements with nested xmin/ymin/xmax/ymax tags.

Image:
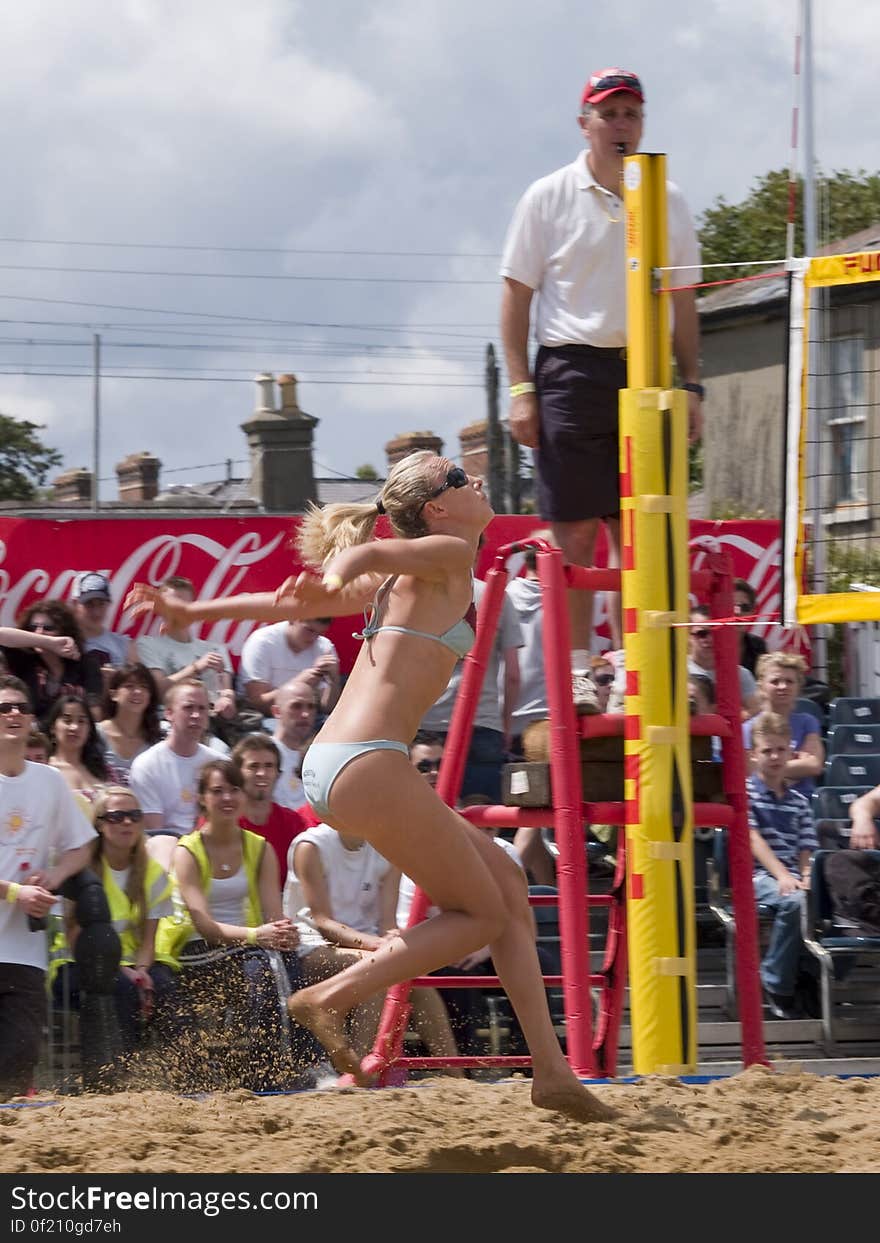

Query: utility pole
<box><xmin>92</xmin><ymin>332</ymin><xmax>101</xmax><ymax>512</ymax></box>
<box><xmin>507</xmin><ymin>433</ymin><xmax>523</xmax><ymax>514</ymax></box>
<box><xmin>801</xmin><ymin>0</ymin><xmax>827</xmax><ymax>678</ymax></box>
<box><xmin>485</xmin><ymin>343</ymin><xmax>506</xmax><ymax>512</ymax></box>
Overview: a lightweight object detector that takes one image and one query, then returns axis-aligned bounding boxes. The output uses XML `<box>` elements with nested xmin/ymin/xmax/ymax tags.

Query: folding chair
<box><xmin>825</xmin><ymin>755</ymin><xmax>880</xmax><ymax>790</ymax></box>
<box><xmin>795</xmin><ymin>697</ymin><xmax>826</xmax><ymax>731</ymax></box>
<box><xmin>705</xmin><ymin>828</ymin><xmax>774</xmax><ymax>1018</ymax></box>
<box><xmin>829</xmin><ymin>697</ymin><xmax>880</xmax><ymax>728</ymax></box>
<box><xmin>811</xmin><ymin>786</ymin><xmax>873</xmax><ymax>849</ymax></box>
<box><xmin>802</xmin><ymin>850</ymin><xmax>880</xmax><ymax>1052</ymax></box>
<box><xmin>827</xmin><ymin>724</ymin><xmax>880</xmax><ymax>757</ymax></box>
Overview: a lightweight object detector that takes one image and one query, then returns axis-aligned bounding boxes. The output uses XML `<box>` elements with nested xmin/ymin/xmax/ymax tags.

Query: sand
<box><xmin>2</xmin><ymin>1066</ymin><xmax>880</xmax><ymax>1174</ymax></box>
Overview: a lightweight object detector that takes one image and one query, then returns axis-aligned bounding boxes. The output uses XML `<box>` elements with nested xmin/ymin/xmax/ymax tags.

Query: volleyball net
<box><xmin>783</xmin><ymin>252</ymin><xmax>880</xmax><ymax>625</ymax></box>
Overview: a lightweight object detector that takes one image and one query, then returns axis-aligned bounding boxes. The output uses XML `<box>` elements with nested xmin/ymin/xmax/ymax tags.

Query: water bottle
<box><xmin>20</xmin><ymin>863</ymin><xmax>48</xmax><ymax>932</ymax></box>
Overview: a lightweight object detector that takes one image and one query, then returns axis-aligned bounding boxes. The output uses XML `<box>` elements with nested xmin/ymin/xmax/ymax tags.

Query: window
<box><xmin>826</xmin><ymin>335</ymin><xmax>867</xmax><ymax>505</ymax></box>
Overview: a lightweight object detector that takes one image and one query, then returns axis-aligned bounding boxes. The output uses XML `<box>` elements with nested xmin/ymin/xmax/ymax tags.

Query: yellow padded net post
<box><xmin>620</xmin><ymin>154</ymin><xmax>696</xmax><ymax>1074</ymax></box>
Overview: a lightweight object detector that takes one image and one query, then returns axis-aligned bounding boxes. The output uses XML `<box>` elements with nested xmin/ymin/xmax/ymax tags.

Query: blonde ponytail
<box><xmin>295</xmin><ymin>450</ymin><xmax>448</xmax><ymax>568</ymax></box>
<box><xmin>295</xmin><ymin>500</ymin><xmax>381</xmax><ymax>570</ymax></box>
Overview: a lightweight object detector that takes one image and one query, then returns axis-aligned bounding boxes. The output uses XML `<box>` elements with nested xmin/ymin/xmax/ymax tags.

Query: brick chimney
<box><xmin>458</xmin><ymin>420</ymin><xmax>489</xmax><ymax>481</ymax></box>
<box><xmin>115</xmin><ymin>451</ymin><xmax>161</xmax><ymax>502</ymax></box>
<box><xmin>241</xmin><ymin>372</ymin><xmax>319</xmax><ymax>512</ymax></box>
<box><xmin>51</xmin><ymin>467</ymin><xmax>93</xmax><ymax>505</ymax></box>
<box><xmin>384</xmin><ymin>431</ymin><xmax>443</xmax><ymax>471</ymax></box>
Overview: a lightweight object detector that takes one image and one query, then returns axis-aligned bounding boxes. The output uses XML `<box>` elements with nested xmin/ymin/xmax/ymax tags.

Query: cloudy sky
<box><xmin>0</xmin><ymin>0</ymin><xmax>876</xmax><ymax>499</ymax></box>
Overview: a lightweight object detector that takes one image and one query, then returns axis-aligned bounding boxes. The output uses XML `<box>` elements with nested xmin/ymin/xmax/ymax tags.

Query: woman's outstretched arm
<box><xmin>124</xmin><ymin>578</ymin><xmax>378</xmax><ymax>626</ymax></box>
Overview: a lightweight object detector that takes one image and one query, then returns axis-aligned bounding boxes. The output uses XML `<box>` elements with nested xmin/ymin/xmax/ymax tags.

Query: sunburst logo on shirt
<box><xmin>181</xmin><ymin>788</ymin><xmax>193</xmax><ymax>804</ymax></box>
<box><xmin>2</xmin><ymin>810</ymin><xmax>28</xmax><ymax>839</ymax></box>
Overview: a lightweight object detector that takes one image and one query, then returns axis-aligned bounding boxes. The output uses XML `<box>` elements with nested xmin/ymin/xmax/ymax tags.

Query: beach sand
<box><xmin>3</xmin><ymin>1066</ymin><xmax>879</xmax><ymax>1174</ymax></box>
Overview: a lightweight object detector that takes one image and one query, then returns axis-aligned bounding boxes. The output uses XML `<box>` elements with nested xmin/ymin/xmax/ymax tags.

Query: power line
<box><xmin>0</xmin><ymin>291</ymin><xmax>497</xmax><ymax>331</ymax></box>
<box><xmin>0</xmin><ymin>369</ymin><xmax>483</xmax><ymax>386</ymax></box>
<box><xmin>0</xmin><ymin>236</ymin><xmax>501</xmax><ymax>260</ymax></box>
<box><xmin>0</xmin><ymin>355</ymin><xmax>483</xmax><ymax>379</ymax></box>
<box><xmin>0</xmin><ymin>262</ymin><xmax>496</xmax><ymax>286</ymax></box>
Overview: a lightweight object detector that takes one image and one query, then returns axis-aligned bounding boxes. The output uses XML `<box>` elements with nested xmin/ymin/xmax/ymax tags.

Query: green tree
<box><xmin>354</xmin><ymin>463</ymin><xmax>379</xmax><ymax>480</ymax></box>
<box><xmin>698</xmin><ymin>167</ymin><xmax>880</xmax><ymax>276</ymax></box>
<box><xmin>0</xmin><ymin>413</ymin><xmax>63</xmax><ymax>501</ymax></box>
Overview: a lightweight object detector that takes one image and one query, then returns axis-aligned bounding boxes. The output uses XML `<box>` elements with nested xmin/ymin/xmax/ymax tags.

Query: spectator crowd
<box><xmin>0</xmin><ymin>557</ymin><xmax>876</xmax><ymax>1101</ymax></box>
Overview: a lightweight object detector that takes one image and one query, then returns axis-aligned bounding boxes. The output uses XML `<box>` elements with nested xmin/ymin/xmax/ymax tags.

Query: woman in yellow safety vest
<box><xmin>50</xmin><ymin>786</ymin><xmax>177</xmax><ymax>1052</ymax></box>
<box><xmin>155</xmin><ymin>758</ymin><xmax>318</xmax><ymax>1091</ymax></box>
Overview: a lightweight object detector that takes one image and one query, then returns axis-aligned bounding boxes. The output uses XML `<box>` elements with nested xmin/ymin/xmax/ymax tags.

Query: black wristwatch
<box><xmin>682</xmin><ymin>381</ymin><xmax>705</xmax><ymax>399</ymax></box>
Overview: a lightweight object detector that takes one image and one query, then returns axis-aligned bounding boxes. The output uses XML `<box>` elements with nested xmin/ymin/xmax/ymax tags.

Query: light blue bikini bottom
<box><xmin>300</xmin><ymin>739</ymin><xmax>410</xmax><ymax>821</ymax></box>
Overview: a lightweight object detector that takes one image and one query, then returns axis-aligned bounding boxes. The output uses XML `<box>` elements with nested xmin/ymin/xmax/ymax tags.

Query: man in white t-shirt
<box><xmin>129</xmin><ymin>679</ymin><xmax>217</xmax><ymax>872</ymax></box>
<box><xmin>238</xmin><ymin>618</ymin><xmax>340</xmax><ymax>716</ymax></box>
<box><xmin>0</xmin><ymin>675</ymin><xmax>95</xmax><ymax>1097</ymax></box>
<box><xmin>500</xmin><ymin>68</ymin><xmax>703</xmax><ymax>662</ymax></box>
<box><xmin>270</xmin><ymin>679</ymin><xmax>318</xmax><ymax>811</ymax></box>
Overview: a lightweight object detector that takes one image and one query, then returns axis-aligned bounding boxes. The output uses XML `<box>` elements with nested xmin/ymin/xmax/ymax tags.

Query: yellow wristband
<box><xmin>246</xmin><ymin>927</ymin><xmax>257</xmax><ymax>945</ymax></box>
<box><xmin>6</xmin><ymin>882</ymin><xmax>20</xmax><ymax>905</ymax></box>
<box><xmin>322</xmin><ymin>573</ymin><xmax>343</xmax><ymax>591</ymax></box>
<box><xmin>509</xmin><ymin>381</ymin><xmax>536</xmax><ymax>398</ymax></box>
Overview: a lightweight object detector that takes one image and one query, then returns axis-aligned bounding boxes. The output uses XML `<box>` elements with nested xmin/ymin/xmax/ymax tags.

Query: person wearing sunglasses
<box><xmin>500</xmin><ymin>68</ymin><xmax>703</xmax><ymax>675</ymax></box>
<box><xmin>687</xmin><ymin>605</ymin><xmax>760</xmax><ymax>722</ymax></box>
<box><xmin>1</xmin><ymin>601</ymin><xmax>88</xmax><ymax>728</ymax></box>
<box><xmin>0</xmin><ymin>676</ymin><xmax>96</xmax><ymax>1098</ymax></box>
<box><xmin>589</xmin><ymin>655</ymin><xmax>617</xmax><ymax>713</ymax></box>
<box><xmin>49</xmin><ymin>786</ymin><xmax>178</xmax><ymax>1057</ymax></box>
<box><xmin>125</xmin><ymin>449</ymin><xmax>611</xmax><ymax>1121</ymax></box>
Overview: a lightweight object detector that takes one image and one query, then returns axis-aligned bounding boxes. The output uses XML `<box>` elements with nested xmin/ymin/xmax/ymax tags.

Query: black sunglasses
<box><xmin>425</xmin><ymin>466</ymin><xmax>468</xmax><ymax>502</ymax></box>
<box><xmin>0</xmin><ymin>701</ymin><xmax>31</xmax><ymax>716</ymax></box>
<box><xmin>593</xmin><ymin>673</ymin><xmax>615</xmax><ymax>687</ymax></box>
<box><xmin>692</xmin><ymin>628</ymin><xmax>712</xmax><ymax>640</ymax></box>
<box><xmin>98</xmin><ymin>808</ymin><xmax>144</xmax><ymax>825</ymax></box>
<box><xmin>416</xmin><ymin>758</ymin><xmax>442</xmax><ymax>774</ymax></box>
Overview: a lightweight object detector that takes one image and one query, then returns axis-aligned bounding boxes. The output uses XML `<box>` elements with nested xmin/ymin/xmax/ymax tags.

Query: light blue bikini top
<box><xmin>354</xmin><ymin>575</ymin><xmax>477</xmax><ymax>660</ymax></box>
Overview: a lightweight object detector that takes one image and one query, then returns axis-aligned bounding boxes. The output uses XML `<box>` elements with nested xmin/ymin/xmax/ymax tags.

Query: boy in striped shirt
<box><xmin>746</xmin><ymin>711</ymin><xmax>818</xmax><ymax>1019</ymax></box>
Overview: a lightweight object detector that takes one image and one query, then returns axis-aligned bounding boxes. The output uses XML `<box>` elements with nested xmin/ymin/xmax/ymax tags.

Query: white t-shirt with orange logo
<box><xmin>129</xmin><ymin>741</ymin><xmax>217</xmax><ymax>836</ymax></box>
<box><xmin>0</xmin><ymin>762</ymin><xmax>96</xmax><ymax>970</ymax></box>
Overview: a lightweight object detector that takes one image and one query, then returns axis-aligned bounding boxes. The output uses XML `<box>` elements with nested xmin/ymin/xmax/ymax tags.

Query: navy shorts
<box><xmin>534</xmin><ymin>343</ymin><xmax>627</xmax><ymax>522</ymax></box>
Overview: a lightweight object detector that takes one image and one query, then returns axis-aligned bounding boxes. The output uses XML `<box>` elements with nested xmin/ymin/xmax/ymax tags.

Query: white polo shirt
<box><xmin>500</xmin><ymin>151</ymin><xmax>701</xmax><ymax>348</ymax></box>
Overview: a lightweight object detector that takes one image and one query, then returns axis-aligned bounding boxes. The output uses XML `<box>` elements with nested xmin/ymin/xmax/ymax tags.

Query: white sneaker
<box><xmin>571</xmin><ymin>671</ymin><xmax>601</xmax><ymax>715</ymax></box>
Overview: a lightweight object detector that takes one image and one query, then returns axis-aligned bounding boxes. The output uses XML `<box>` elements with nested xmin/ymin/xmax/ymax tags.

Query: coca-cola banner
<box><xmin>0</xmin><ymin>514</ymin><xmax>803</xmax><ymax>674</ymax></box>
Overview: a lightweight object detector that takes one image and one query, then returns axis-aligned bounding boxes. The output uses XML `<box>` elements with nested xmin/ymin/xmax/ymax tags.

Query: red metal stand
<box><xmin>360</xmin><ymin>539</ymin><xmax>766</xmax><ymax>1086</ymax></box>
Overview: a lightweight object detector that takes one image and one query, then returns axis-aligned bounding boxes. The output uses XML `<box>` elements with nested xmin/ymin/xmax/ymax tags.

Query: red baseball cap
<box><xmin>581</xmin><ymin>68</ymin><xmax>644</xmax><ymax>107</ymax></box>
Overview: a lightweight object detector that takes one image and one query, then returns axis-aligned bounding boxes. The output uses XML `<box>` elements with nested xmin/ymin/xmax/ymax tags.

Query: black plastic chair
<box><xmin>827</xmin><ymin>723</ymin><xmax>880</xmax><ymax>757</ymax></box>
<box><xmin>705</xmin><ymin>828</ymin><xmax>775</xmax><ymax>1018</ymax></box>
<box><xmin>829</xmin><ymin>697</ymin><xmax>880</xmax><ymax>728</ymax></box>
<box><xmin>802</xmin><ymin>850</ymin><xmax>880</xmax><ymax>1051</ymax></box>
<box><xmin>825</xmin><ymin>754</ymin><xmax>880</xmax><ymax>790</ymax></box>
<box><xmin>811</xmin><ymin>785</ymin><xmax>873</xmax><ymax>849</ymax></box>
<box><xmin>795</xmin><ymin>697</ymin><xmax>826</xmax><ymax>731</ymax></box>
<box><xmin>528</xmin><ymin>885</ymin><xmax>566</xmax><ymax>1033</ymax></box>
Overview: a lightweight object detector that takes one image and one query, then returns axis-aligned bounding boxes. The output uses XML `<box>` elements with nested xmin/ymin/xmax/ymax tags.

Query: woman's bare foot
<box><xmin>288</xmin><ymin>995</ymin><xmax>375</xmax><ymax>1087</ymax></box>
<box><xmin>531</xmin><ymin>1077</ymin><xmax>617</xmax><ymax>1123</ymax></box>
